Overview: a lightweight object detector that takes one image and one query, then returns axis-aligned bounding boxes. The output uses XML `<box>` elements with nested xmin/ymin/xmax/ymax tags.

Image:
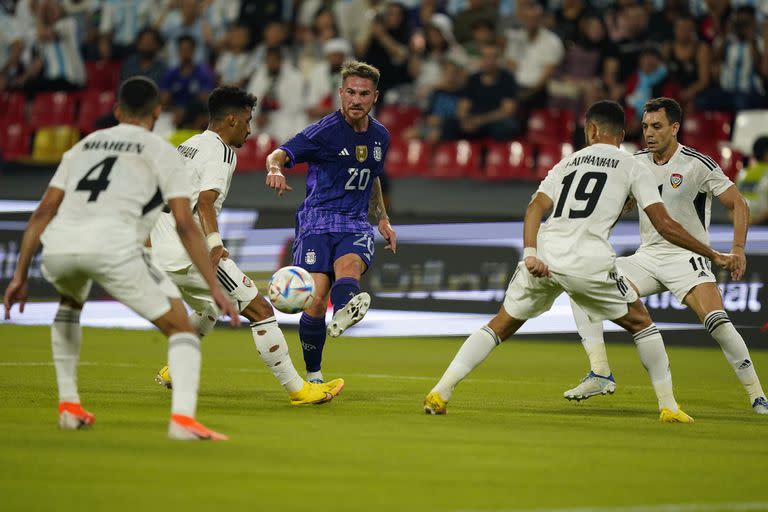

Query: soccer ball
<box><xmin>268</xmin><ymin>266</ymin><xmax>315</xmax><ymax>314</ymax></box>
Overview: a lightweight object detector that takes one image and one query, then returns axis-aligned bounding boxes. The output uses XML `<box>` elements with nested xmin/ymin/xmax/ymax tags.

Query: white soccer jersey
<box><xmin>41</xmin><ymin>124</ymin><xmax>191</xmax><ymax>255</ymax></box>
<box><xmin>537</xmin><ymin>143</ymin><xmax>662</xmax><ymax>278</ymax></box>
<box><xmin>634</xmin><ymin>144</ymin><xmax>733</xmax><ymax>256</ymax></box>
<box><xmin>151</xmin><ymin>130</ymin><xmax>237</xmax><ymax>271</ymax></box>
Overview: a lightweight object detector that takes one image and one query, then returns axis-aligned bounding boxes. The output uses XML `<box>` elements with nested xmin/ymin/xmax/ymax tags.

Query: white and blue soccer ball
<box><xmin>268</xmin><ymin>266</ymin><xmax>315</xmax><ymax>314</ymax></box>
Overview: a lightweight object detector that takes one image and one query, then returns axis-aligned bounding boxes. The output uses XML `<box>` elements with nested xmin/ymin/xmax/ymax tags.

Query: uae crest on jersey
<box><xmin>373</xmin><ymin>146</ymin><xmax>382</xmax><ymax>162</ymax></box>
<box><xmin>305</xmin><ymin>249</ymin><xmax>316</xmax><ymax>265</ymax></box>
<box><xmin>356</xmin><ymin>145</ymin><xmax>368</xmax><ymax>163</ymax></box>
<box><xmin>242</xmin><ymin>276</ymin><xmax>253</xmax><ymax>288</ymax></box>
<box><xmin>670</xmin><ymin>173</ymin><xmax>683</xmax><ymax>188</ymax></box>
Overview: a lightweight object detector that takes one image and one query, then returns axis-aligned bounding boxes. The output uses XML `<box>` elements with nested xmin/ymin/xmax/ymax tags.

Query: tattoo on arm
<box><xmin>369</xmin><ymin>178</ymin><xmax>388</xmax><ymax>221</ymax></box>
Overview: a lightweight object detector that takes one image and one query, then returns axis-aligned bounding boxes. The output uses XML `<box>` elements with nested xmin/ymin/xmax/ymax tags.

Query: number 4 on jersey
<box><xmin>76</xmin><ymin>156</ymin><xmax>117</xmax><ymax>202</ymax></box>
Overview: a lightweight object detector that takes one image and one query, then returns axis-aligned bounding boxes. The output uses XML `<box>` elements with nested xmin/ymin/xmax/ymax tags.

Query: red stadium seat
<box><xmin>375</xmin><ymin>105</ymin><xmax>422</xmax><ymax>136</ymax></box>
<box><xmin>0</xmin><ymin>92</ymin><xmax>26</xmax><ymax>125</ymax></box>
<box><xmin>430</xmin><ymin>140</ymin><xmax>482</xmax><ymax>178</ymax></box>
<box><xmin>385</xmin><ymin>139</ymin><xmax>430</xmax><ymax>177</ymax></box>
<box><xmin>682</xmin><ymin>111</ymin><xmax>732</xmax><ymax>151</ymax></box>
<box><xmin>0</xmin><ymin>123</ymin><xmax>31</xmax><ymax>160</ymax></box>
<box><xmin>29</xmin><ymin>92</ymin><xmax>76</xmax><ymax>129</ymax></box>
<box><xmin>77</xmin><ymin>90</ymin><xmax>116</xmax><ymax>134</ymax></box>
<box><xmin>535</xmin><ymin>142</ymin><xmax>574</xmax><ymax>179</ymax></box>
<box><xmin>236</xmin><ymin>133</ymin><xmax>277</xmax><ymax>172</ymax></box>
<box><xmin>717</xmin><ymin>146</ymin><xmax>743</xmax><ymax>181</ymax></box>
<box><xmin>85</xmin><ymin>60</ymin><xmax>121</xmax><ymax>92</ymax></box>
<box><xmin>483</xmin><ymin>140</ymin><xmax>536</xmax><ymax>181</ymax></box>
<box><xmin>527</xmin><ymin>108</ymin><xmax>574</xmax><ymax>147</ymax></box>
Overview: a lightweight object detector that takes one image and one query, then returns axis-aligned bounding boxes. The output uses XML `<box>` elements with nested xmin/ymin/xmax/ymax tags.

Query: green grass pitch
<box><xmin>1</xmin><ymin>324</ymin><xmax>766</xmax><ymax>512</ymax></box>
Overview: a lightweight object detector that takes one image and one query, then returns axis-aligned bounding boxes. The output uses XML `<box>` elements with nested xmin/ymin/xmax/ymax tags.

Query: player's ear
<box><xmin>671</xmin><ymin>122</ymin><xmax>680</xmax><ymax>137</ymax></box>
<box><xmin>373</xmin><ymin>90</ymin><xmax>379</xmax><ymax>104</ymax></box>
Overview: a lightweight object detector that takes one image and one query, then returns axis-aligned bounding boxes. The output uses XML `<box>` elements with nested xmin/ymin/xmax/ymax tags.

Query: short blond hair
<box><xmin>341</xmin><ymin>60</ymin><xmax>380</xmax><ymax>88</ymax></box>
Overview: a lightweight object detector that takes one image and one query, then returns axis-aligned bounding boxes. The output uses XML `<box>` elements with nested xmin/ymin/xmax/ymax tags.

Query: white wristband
<box><xmin>206</xmin><ymin>232</ymin><xmax>223</xmax><ymax>250</ymax></box>
<box><xmin>523</xmin><ymin>247</ymin><xmax>537</xmax><ymax>259</ymax></box>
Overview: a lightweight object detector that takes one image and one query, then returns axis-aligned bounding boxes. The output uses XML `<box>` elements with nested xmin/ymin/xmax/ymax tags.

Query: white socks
<box><xmin>432</xmin><ymin>326</ymin><xmax>501</xmax><ymax>401</ymax></box>
<box><xmin>572</xmin><ymin>300</ymin><xmax>611</xmax><ymax>376</ymax></box>
<box><xmin>168</xmin><ymin>332</ymin><xmax>201</xmax><ymax>417</ymax></box>
<box><xmin>705</xmin><ymin>310</ymin><xmax>765</xmax><ymax>402</ymax></box>
<box><xmin>633</xmin><ymin>324</ymin><xmax>677</xmax><ymax>412</ymax></box>
<box><xmin>189</xmin><ymin>306</ymin><xmax>218</xmax><ymax>338</ymax></box>
<box><xmin>51</xmin><ymin>305</ymin><xmax>82</xmax><ymax>403</ymax></box>
<box><xmin>251</xmin><ymin>317</ymin><xmax>304</xmax><ymax>393</ymax></box>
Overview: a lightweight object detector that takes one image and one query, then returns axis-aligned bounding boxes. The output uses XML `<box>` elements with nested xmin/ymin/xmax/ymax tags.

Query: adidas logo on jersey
<box><xmin>739</xmin><ymin>359</ymin><xmax>752</xmax><ymax>370</ymax></box>
<box><xmin>338</xmin><ymin>148</ymin><xmax>350</xmax><ymax>156</ymax></box>
<box><xmin>698</xmin><ymin>271</ymin><xmax>708</xmax><ymax>278</ymax></box>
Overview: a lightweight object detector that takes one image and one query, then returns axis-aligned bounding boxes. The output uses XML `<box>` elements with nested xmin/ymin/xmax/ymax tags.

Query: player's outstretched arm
<box><xmin>265</xmin><ymin>148</ymin><xmax>294</xmax><ymax>197</ymax></box>
<box><xmin>643</xmin><ymin>202</ymin><xmax>736</xmax><ymax>272</ymax></box>
<box><xmin>3</xmin><ymin>187</ymin><xmax>64</xmax><ymax>319</ymax></box>
<box><xmin>168</xmin><ymin>197</ymin><xmax>240</xmax><ymax>326</ymax></box>
<box><xmin>522</xmin><ymin>192</ymin><xmax>553</xmax><ymax>277</ymax></box>
<box><xmin>370</xmin><ymin>177</ymin><xmax>396</xmax><ymax>253</ymax></box>
<box><xmin>197</xmin><ymin>189</ymin><xmax>227</xmax><ymax>267</ymax></box>
<box><xmin>715</xmin><ymin>185</ymin><xmax>748</xmax><ymax>280</ymax></box>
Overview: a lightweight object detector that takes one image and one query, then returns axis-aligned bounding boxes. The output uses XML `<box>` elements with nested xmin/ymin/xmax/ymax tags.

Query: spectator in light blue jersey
<box><xmin>99</xmin><ymin>0</ymin><xmax>153</xmax><ymax>59</ymax></box>
<box><xmin>264</xmin><ymin>60</ymin><xmax>397</xmax><ymax>385</ymax></box>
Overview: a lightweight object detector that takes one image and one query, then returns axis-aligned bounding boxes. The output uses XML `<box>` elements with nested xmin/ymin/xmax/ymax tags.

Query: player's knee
<box><xmin>154</xmin><ymin>300</ymin><xmax>195</xmax><ymax>337</ymax></box>
<box><xmin>304</xmin><ymin>292</ymin><xmax>329</xmax><ymax>316</ymax></box>
<box><xmin>488</xmin><ymin>308</ymin><xmax>523</xmax><ymax>341</ymax></box>
<box><xmin>59</xmin><ymin>295</ymin><xmax>83</xmax><ymax>309</ymax></box>
<box><xmin>241</xmin><ymin>295</ymin><xmax>274</xmax><ymax>322</ymax></box>
<box><xmin>618</xmin><ymin>301</ymin><xmax>652</xmax><ymax>334</ymax></box>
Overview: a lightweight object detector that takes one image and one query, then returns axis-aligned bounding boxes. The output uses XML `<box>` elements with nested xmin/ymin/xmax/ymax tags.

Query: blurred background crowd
<box><xmin>1</xmin><ymin>0</ymin><xmax>768</xmax><ymax>222</ymax></box>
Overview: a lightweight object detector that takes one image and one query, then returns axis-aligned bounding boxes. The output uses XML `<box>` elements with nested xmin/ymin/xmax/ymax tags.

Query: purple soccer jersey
<box><xmin>279</xmin><ymin>110</ymin><xmax>390</xmax><ymax>242</ymax></box>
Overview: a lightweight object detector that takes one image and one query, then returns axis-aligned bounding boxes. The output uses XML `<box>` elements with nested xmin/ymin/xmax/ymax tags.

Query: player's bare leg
<box><xmin>301</xmin><ymin>272</ymin><xmax>331</xmax><ymax>383</ymax></box>
<box><xmin>153</xmin><ymin>298</ymin><xmax>227</xmax><ymax>440</ymax></box>
<box><xmin>241</xmin><ymin>294</ymin><xmax>343</xmax><ymax>405</ymax></box>
<box><xmin>683</xmin><ymin>283</ymin><xmax>767</xmax><ymax>414</ymax></box>
<box><xmin>53</xmin><ymin>295</ymin><xmax>95</xmax><ymax>430</ymax></box>
<box><xmin>327</xmin><ymin>253</ymin><xmax>370</xmax><ymax>338</ymax></box>
<box><xmin>425</xmin><ymin>307</ymin><xmax>525</xmax><ymax>414</ymax></box>
<box><xmin>612</xmin><ymin>299</ymin><xmax>693</xmax><ymax>423</ymax></box>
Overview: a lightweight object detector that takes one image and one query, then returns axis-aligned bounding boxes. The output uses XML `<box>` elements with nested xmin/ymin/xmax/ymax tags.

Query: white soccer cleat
<box><xmin>753</xmin><ymin>397</ymin><xmax>768</xmax><ymax>415</ymax></box>
<box><xmin>564</xmin><ymin>371</ymin><xmax>617</xmax><ymax>401</ymax></box>
<box><xmin>327</xmin><ymin>292</ymin><xmax>371</xmax><ymax>338</ymax></box>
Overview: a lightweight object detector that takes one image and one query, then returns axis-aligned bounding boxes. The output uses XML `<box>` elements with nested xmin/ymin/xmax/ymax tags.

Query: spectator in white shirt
<box><xmin>504</xmin><ymin>2</ymin><xmax>564</xmax><ymax>110</ymax></box>
<box><xmin>247</xmin><ymin>46</ymin><xmax>307</xmax><ymax>142</ymax></box>
<box><xmin>305</xmin><ymin>38</ymin><xmax>351</xmax><ymax>121</ymax></box>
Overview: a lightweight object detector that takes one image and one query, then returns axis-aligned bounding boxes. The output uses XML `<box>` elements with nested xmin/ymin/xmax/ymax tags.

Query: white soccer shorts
<box><xmin>503</xmin><ymin>262</ymin><xmax>639</xmax><ymax>322</ymax></box>
<box><xmin>41</xmin><ymin>249</ymin><xmax>181</xmax><ymax>321</ymax></box>
<box><xmin>165</xmin><ymin>257</ymin><xmax>258</xmax><ymax>315</ymax></box>
<box><xmin>617</xmin><ymin>250</ymin><xmax>716</xmax><ymax>302</ymax></box>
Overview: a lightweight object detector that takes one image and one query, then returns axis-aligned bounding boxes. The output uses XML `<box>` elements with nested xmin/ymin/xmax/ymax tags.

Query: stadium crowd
<box><xmin>1</xmin><ymin>0</ymin><xmax>767</xmax><ymax>217</ymax></box>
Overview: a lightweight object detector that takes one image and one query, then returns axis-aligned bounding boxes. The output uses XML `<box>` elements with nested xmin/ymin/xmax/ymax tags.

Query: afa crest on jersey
<box><xmin>356</xmin><ymin>145</ymin><xmax>368</xmax><ymax>163</ymax></box>
<box><xmin>305</xmin><ymin>249</ymin><xmax>316</xmax><ymax>265</ymax></box>
<box><xmin>373</xmin><ymin>146</ymin><xmax>382</xmax><ymax>162</ymax></box>
<box><xmin>242</xmin><ymin>275</ymin><xmax>253</xmax><ymax>288</ymax></box>
<box><xmin>670</xmin><ymin>173</ymin><xmax>683</xmax><ymax>188</ymax></box>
